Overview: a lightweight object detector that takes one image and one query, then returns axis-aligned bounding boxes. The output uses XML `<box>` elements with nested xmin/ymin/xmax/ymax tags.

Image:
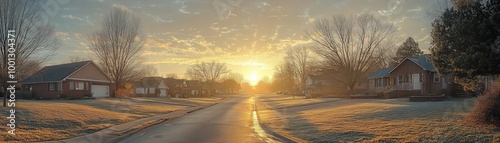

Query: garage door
<box><xmin>159</xmin><ymin>89</ymin><xmax>167</xmax><ymax>97</ymax></box>
<box><xmin>91</xmin><ymin>85</ymin><xmax>109</xmax><ymax>98</ymax></box>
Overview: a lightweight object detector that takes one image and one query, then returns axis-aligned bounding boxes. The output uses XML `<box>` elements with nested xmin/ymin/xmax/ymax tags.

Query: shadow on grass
<box><xmin>282</xmin><ymin>114</ymin><xmax>375</xmax><ymax>142</ymax></box>
<box><xmin>356</xmin><ymin>99</ymin><xmax>476</xmax><ymax>121</ymax></box>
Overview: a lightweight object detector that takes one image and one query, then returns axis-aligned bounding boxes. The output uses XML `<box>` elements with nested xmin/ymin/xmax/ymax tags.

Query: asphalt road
<box><xmin>117</xmin><ymin>95</ymin><xmax>277</xmax><ymax>143</ymax></box>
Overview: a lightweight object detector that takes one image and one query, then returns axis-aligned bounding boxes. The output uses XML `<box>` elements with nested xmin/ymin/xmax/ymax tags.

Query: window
<box><xmin>433</xmin><ymin>73</ymin><xmax>440</xmax><ymax>83</ymax></box>
<box><xmin>49</xmin><ymin>83</ymin><xmax>55</xmax><ymax>91</ymax></box>
<box><xmin>375</xmin><ymin>79</ymin><xmax>383</xmax><ymax>87</ymax></box>
<box><xmin>398</xmin><ymin>75</ymin><xmax>403</xmax><ymax>84</ymax></box>
<box><xmin>70</xmin><ymin>82</ymin><xmax>85</xmax><ymax>90</ymax></box>
<box><xmin>69</xmin><ymin>82</ymin><xmax>74</xmax><ymax>90</ymax></box>
<box><xmin>75</xmin><ymin>82</ymin><xmax>84</xmax><ymax>90</ymax></box>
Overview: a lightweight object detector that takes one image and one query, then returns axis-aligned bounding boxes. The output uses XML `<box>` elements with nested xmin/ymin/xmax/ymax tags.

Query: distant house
<box><xmin>368</xmin><ymin>55</ymin><xmax>455</xmax><ymax>97</ymax></box>
<box><xmin>21</xmin><ymin>61</ymin><xmax>112</xmax><ymax>99</ymax></box>
<box><xmin>134</xmin><ymin>77</ymin><xmax>168</xmax><ymax>97</ymax></box>
<box><xmin>185</xmin><ymin>80</ymin><xmax>202</xmax><ymax>97</ymax></box>
<box><xmin>368</xmin><ymin>67</ymin><xmax>393</xmax><ymax>94</ymax></box>
<box><xmin>304</xmin><ymin>73</ymin><xmax>343</xmax><ymax>95</ymax></box>
<box><xmin>163</xmin><ymin>78</ymin><xmax>187</xmax><ymax>98</ymax></box>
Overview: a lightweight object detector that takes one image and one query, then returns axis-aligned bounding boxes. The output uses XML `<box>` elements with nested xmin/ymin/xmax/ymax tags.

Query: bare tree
<box><xmin>69</xmin><ymin>56</ymin><xmax>89</xmax><ymax>63</ymax></box>
<box><xmin>165</xmin><ymin>73</ymin><xmax>179</xmax><ymax>79</ymax></box>
<box><xmin>87</xmin><ymin>5</ymin><xmax>145</xmax><ymax>97</ymax></box>
<box><xmin>138</xmin><ymin>64</ymin><xmax>158</xmax><ymax>77</ymax></box>
<box><xmin>307</xmin><ymin>13</ymin><xmax>396</xmax><ymax>94</ymax></box>
<box><xmin>222</xmin><ymin>72</ymin><xmax>244</xmax><ymax>84</ymax></box>
<box><xmin>273</xmin><ymin>60</ymin><xmax>296</xmax><ymax>93</ymax></box>
<box><xmin>377</xmin><ymin>45</ymin><xmax>396</xmax><ymax>69</ymax></box>
<box><xmin>0</xmin><ymin>0</ymin><xmax>59</xmax><ymax>106</ymax></box>
<box><xmin>186</xmin><ymin>61</ymin><xmax>230</xmax><ymax>95</ymax></box>
<box><xmin>285</xmin><ymin>46</ymin><xmax>311</xmax><ymax>90</ymax></box>
<box><xmin>16</xmin><ymin>60</ymin><xmax>43</xmax><ymax>82</ymax></box>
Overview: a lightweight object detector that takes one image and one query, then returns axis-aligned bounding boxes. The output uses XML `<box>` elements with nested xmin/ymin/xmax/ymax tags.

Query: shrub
<box><xmin>467</xmin><ymin>87</ymin><xmax>500</xmax><ymax>126</ymax></box>
<box><xmin>116</xmin><ymin>88</ymin><xmax>132</xmax><ymax>98</ymax></box>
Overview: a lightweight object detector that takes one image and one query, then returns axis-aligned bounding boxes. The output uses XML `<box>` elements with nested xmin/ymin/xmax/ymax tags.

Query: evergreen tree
<box><xmin>392</xmin><ymin>37</ymin><xmax>423</xmax><ymax>66</ymax></box>
<box><xmin>430</xmin><ymin>0</ymin><xmax>500</xmax><ymax>90</ymax></box>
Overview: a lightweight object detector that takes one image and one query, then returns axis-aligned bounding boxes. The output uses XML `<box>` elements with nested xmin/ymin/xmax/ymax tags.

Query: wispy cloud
<box><xmin>61</xmin><ymin>14</ymin><xmax>94</xmax><ymax>26</ymax></box>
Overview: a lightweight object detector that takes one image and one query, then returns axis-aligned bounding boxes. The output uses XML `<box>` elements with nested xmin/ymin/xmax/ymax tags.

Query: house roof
<box><xmin>22</xmin><ymin>61</ymin><xmax>92</xmax><ymax>84</ymax></box>
<box><xmin>140</xmin><ymin>77</ymin><xmax>164</xmax><ymax>88</ymax></box>
<box><xmin>407</xmin><ymin>55</ymin><xmax>436</xmax><ymax>72</ymax></box>
<box><xmin>163</xmin><ymin>78</ymin><xmax>185</xmax><ymax>86</ymax></box>
<box><xmin>368</xmin><ymin>67</ymin><xmax>394</xmax><ymax>79</ymax></box>
<box><xmin>389</xmin><ymin>55</ymin><xmax>436</xmax><ymax>73</ymax></box>
<box><xmin>186</xmin><ymin>80</ymin><xmax>201</xmax><ymax>88</ymax></box>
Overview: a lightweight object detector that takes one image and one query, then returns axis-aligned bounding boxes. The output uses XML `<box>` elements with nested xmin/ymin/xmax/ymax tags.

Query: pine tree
<box><xmin>391</xmin><ymin>37</ymin><xmax>423</xmax><ymax>66</ymax></box>
<box><xmin>430</xmin><ymin>0</ymin><xmax>500</xmax><ymax>90</ymax></box>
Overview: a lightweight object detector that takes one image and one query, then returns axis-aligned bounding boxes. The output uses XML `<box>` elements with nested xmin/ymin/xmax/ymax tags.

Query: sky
<box><xmin>47</xmin><ymin>0</ymin><xmax>439</xmax><ymax>85</ymax></box>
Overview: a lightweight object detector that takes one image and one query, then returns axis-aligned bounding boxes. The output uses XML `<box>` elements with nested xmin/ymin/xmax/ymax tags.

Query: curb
<box><xmin>254</xmin><ymin>96</ymin><xmax>300</xmax><ymax>143</ymax></box>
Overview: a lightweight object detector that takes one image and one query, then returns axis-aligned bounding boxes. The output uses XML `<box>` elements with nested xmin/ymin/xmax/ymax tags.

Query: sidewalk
<box><xmin>39</xmin><ymin>98</ymin><xmax>226</xmax><ymax>143</ymax></box>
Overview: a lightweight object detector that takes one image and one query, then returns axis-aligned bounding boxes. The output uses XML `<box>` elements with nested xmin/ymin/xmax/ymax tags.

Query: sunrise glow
<box><xmin>248</xmin><ymin>72</ymin><xmax>259</xmax><ymax>86</ymax></box>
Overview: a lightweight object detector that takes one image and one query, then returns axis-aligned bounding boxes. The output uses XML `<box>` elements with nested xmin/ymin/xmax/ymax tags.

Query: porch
<box><xmin>395</xmin><ymin>82</ymin><xmax>423</xmax><ymax>90</ymax></box>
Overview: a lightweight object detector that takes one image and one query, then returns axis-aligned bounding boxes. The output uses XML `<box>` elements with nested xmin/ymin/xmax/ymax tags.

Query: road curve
<box><xmin>117</xmin><ymin>95</ymin><xmax>277</xmax><ymax>143</ymax></box>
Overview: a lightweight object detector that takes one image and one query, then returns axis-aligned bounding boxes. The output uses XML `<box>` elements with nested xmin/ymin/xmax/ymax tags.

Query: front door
<box><xmin>412</xmin><ymin>74</ymin><xmax>421</xmax><ymax>90</ymax></box>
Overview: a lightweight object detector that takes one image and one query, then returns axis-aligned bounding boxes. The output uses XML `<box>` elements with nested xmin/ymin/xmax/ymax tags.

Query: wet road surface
<box><xmin>118</xmin><ymin>95</ymin><xmax>277</xmax><ymax>143</ymax></box>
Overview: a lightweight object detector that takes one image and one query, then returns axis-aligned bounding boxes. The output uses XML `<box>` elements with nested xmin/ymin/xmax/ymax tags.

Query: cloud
<box><xmin>142</xmin><ymin>12</ymin><xmax>173</xmax><ymax>23</ymax></box>
<box><xmin>61</xmin><ymin>14</ymin><xmax>94</xmax><ymax>26</ymax></box>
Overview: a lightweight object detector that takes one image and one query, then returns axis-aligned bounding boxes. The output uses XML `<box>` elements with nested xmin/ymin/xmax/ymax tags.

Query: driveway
<box><xmin>117</xmin><ymin>95</ymin><xmax>278</xmax><ymax>143</ymax></box>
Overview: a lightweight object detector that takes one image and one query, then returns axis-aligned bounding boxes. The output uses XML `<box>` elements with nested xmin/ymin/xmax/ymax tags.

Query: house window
<box><xmin>433</xmin><ymin>73</ymin><xmax>440</xmax><ymax>83</ymax></box>
<box><xmin>398</xmin><ymin>75</ymin><xmax>403</xmax><ymax>84</ymax></box>
<box><xmin>70</xmin><ymin>82</ymin><xmax>85</xmax><ymax>90</ymax></box>
<box><xmin>75</xmin><ymin>82</ymin><xmax>84</xmax><ymax>90</ymax></box>
<box><xmin>375</xmin><ymin>79</ymin><xmax>383</xmax><ymax>87</ymax></box>
<box><xmin>69</xmin><ymin>82</ymin><xmax>74</xmax><ymax>90</ymax></box>
<box><xmin>49</xmin><ymin>83</ymin><xmax>56</xmax><ymax>91</ymax></box>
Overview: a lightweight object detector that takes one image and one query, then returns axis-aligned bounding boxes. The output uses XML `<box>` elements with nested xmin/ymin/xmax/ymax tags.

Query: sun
<box><xmin>248</xmin><ymin>72</ymin><xmax>259</xmax><ymax>86</ymax></box>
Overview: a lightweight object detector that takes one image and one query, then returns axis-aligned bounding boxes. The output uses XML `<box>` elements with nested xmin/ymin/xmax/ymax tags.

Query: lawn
<box><xmin>0</xmin><ymin>98</ymin><xmax>186</xmax><ymax>142</ymax></box>
<box><xmin>259</xmin><ymin>94</ymin><xmax>340</xmax><ymax>109</ymax></box>
<box><xmin>260</xmin><ymin>98</ymin><xmax>500</xmax><ymax>142</ymax></box>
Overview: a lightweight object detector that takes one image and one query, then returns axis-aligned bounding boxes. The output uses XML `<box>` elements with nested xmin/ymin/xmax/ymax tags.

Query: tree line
<box><xmin>259</xmin><ymin>14</ymin><xmax>424</xmax><ymax>95</ymax></box>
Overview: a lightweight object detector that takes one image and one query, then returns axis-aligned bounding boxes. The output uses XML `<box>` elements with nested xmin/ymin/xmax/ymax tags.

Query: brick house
<box><xmin>305</xmin><ymin>74</ymin><xmax>344</xmax><ymax>95</ymax></box>
<box><xmin>163</xmin><ymin>78</ymin><xmax>187</xmax><ymax>98</ymax></box>
<box><xmin>21</xmin><ymin>61</ymin><xmax>112</xmax><ymax>99</ymax></box>
<box><xmin>368</xmin><ymin>55</ymin><xmax>454</xmax><ymax>97</ymax></box>
<box><xmin>133</xmin><ymin>77</ymin><xmax>168</xmax><ymax>97</ymax></box>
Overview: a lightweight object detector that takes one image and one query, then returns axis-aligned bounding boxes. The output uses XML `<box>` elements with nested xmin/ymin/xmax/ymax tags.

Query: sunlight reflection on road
<box><xmin>251</xmin><ymin>96</ymin><xmax>279</xmax><ymax>143</ymax></box>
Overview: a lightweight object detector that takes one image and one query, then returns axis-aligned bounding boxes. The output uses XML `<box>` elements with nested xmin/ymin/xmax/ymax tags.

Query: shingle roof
<box><xmin>163</xmin><ymin>78</ymin><xmax>185</xmax><ymax>87</ymax></box>
<box><xmin>22</xmin><ymin>61</ymin><xmax>91</xmax><ymax>84</ymax></box>
<box><xmin>368</xmin><ymin>67</ymin><xmax>393</xmax><ymax>79</ymax></box>
<box><xmin>389</xmin><ymin>55</ymin><xmax>436</xmax><ymax>74</ymax></box>
<box><xmin>140</xmin><ymin>77</ymin><xmax>164</xmax><ymax>88</ymax></box>
<box><xmin>407</xmin><ymin>55</ymin><xmax>436</xmax><ymax>72</ymax></box>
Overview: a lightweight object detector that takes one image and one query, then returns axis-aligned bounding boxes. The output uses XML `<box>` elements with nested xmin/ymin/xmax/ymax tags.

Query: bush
<box><xmin>467</xmin><ymin>87</ymin><xmax>500</xmax><ymax>126</ymax></box>
<box><xmin>116</xmin><ymin>88</ymin><xmax>132</xmax><ymax>98</ymax></box>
